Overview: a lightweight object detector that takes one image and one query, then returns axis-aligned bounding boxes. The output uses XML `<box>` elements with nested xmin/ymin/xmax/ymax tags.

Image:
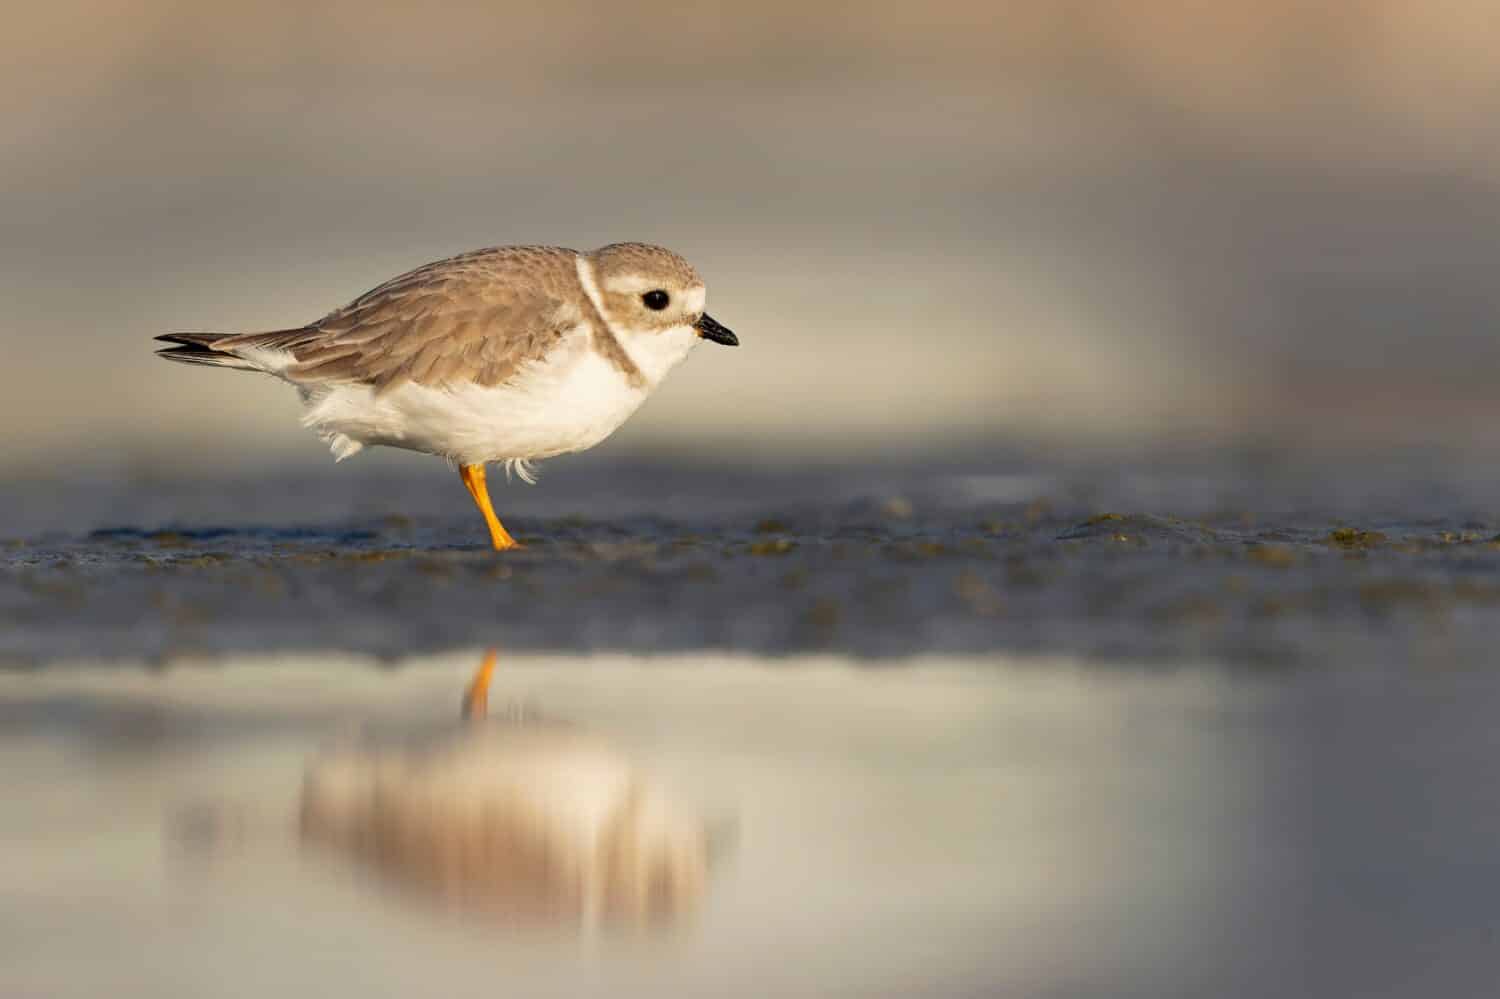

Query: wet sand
<box><xmin>7</xmin><ymin>455</ymin><xmax>1500</xmax><ymax>666</ymax></box>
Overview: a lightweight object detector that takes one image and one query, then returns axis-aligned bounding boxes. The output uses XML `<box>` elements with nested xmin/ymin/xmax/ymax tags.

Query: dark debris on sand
<box><xmin>8</xmin><ymin>457</ymin><xmax>1500</xmax><ymax>668</ymax></box>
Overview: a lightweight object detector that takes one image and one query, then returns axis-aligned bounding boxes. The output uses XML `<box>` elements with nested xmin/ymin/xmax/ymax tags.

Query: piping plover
<box><xmin>156</xmin><ymin>243</ymin><xmax>738</xmax><ymax>550</ymax></box>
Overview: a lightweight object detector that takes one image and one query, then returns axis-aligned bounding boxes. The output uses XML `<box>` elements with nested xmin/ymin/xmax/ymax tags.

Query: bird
<box><xmin>155</xmin><ymin>243</ymin><xmax>738</xmax><ymax>550</ymax></box>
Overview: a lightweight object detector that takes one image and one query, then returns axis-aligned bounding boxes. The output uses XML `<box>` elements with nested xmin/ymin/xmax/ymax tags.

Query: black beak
<box><xmin>695</xmin><ymin>313</ymin><xmax>738</xmax><ymax>346</ymax></box>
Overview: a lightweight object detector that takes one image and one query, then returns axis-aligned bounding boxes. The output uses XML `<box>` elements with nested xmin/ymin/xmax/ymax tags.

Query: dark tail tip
<box><xmin>154</xmin><ymin>332</ymin><xmax>250</xmax><ymax>369</ymax></box>
<box><xmin>155</xmin><ymin>332</ymin><xmax>230</xmax><ymax>350</ymax></box>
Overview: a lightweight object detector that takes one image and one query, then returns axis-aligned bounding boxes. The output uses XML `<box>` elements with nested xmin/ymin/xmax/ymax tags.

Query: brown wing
<box><xmin>226</xmin><ymin>247</ymin><xmax>584</xmax><ymax>393</ymax></box>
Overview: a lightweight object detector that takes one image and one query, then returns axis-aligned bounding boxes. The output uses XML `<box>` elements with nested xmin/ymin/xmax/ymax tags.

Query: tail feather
<box><xmin>154</xmin><ymin>332</ymin><xmax>257</xmax><ymax>370</ymax></box>
<box><xmin>154</xmin><ymin>328</ymin><xmax>311</xmax><ymax>372</ymax></box>
<box><xmin>156</xmin><ymin>332</ymin><xmax>230</xmax><ymax>349</ymax></box>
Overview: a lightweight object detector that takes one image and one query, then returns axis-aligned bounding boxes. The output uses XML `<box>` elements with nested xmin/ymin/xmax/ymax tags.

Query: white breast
<box><xmin>297</xmin><ymin>324</ymin><xmax>698</xmax><ymax>468</ymax></box>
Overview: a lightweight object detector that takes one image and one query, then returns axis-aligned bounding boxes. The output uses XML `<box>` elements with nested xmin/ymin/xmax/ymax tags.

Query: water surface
<box><xmin>3</xmin><ymin>650</ymin><xmax>1494</xmax><ymax>997</ymax></box>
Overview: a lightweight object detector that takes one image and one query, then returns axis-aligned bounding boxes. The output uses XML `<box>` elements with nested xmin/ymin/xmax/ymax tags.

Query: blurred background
<box><xmin>7</xmin><ymin>0</ymin><xmax>1500</xmax><ymax>477</ymax></box>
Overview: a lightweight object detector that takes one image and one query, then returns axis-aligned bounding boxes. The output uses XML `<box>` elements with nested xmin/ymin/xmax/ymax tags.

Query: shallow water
<box><xmin>3</xmin><ymin>649</ymin><xmax>1497</xmax><ymax>998</ymax></box>
<box><xmin>6</xmin><ymin>457</ymin><xmax>1500</xmax><ymax>995</ymax></box>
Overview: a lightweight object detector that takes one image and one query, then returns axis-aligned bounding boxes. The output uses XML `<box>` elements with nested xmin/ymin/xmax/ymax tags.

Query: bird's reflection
<box><xmin>299</xmin><ymin>649</ymin><xmax>713</xmax><ymax>929</ymax></box>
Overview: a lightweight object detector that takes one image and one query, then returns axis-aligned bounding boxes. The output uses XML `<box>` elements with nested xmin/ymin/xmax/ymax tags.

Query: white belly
<box><xmin>298</xmin><ymin>333</ymin><xmax>654</xmax><ymax>467</ymax></box>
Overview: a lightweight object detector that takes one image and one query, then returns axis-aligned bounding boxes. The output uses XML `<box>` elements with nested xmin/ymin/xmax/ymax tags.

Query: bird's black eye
<box><xmin>642</xmin><ymin>290</ymin><xmax>670</xmax><ymax>311</ymax></box>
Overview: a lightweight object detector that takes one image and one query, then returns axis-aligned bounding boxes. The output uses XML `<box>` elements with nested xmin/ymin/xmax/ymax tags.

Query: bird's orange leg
<box><xmin>462</xmin><ymin>648</ymin><xmax>498</xmax><ymax>721</ymax></box>
<box><xmin>459</xmin><ymin>463</ymin><xmax>522</xmax><ymax>551</ymax></box>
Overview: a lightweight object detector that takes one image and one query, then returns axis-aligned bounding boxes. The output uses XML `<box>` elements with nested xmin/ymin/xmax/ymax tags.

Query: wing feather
<box><xmin>247</xmin><ymin>247</ymin><xmax>584</xmax><ymax>392</ymax></box>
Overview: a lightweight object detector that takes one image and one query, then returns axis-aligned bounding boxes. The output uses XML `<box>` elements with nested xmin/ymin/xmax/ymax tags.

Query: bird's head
<box><xmin>586</xmin><ymin>243</ymin><xmax>738</xmax><ymax>346</ymax></box>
